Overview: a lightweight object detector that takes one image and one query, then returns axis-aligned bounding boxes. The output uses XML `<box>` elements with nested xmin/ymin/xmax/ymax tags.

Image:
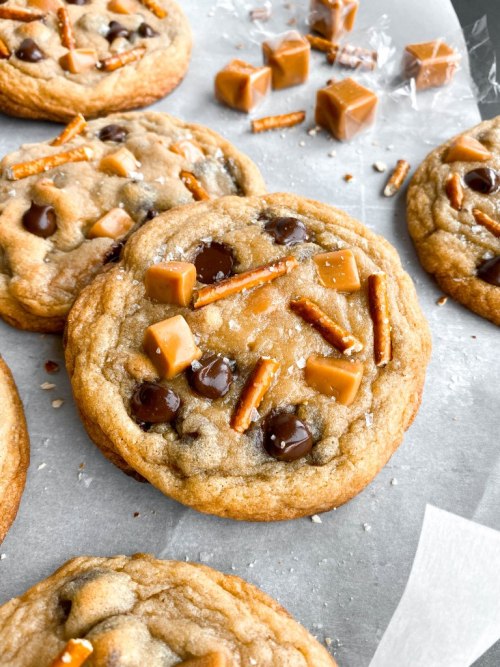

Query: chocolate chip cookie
<box><xmin>0</xmin><ymin>356</ymin><xmax>29</xmax><ymax>543</ymax></box>
<box><xmin>0</xmin><ymin>0</ymin><xmax>190</xmax><ymax>120</ymax></box>
<box><xmin>65</xmin><ymin>193</ymin><xmax>431</xmax><ymax>521</ymax></box>
<box><xmin>0</xmin><ymin>111</ymin><xmax>266</xmax><ymax>332</ymax></box>
<box><xmin>407</xmin><ymin>116</ymin><xmax>500</xmax><ymax>325</ymax></box>
<box><xmin>0</xmin><ymin>553</ymin><xmax>336</xmax><ymax>666</ymax></box>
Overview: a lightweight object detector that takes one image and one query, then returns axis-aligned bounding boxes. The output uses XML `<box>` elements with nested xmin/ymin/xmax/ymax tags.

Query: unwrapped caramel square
<box><xmin>444</xmin><ymin>135</ymin><xmax>492</xmax><ymax>163</ymax></box>
<box><xmin>144</xmin><ymin>315</ymin><xmax>202</xmax><ymax>379</ymax></box>
<box><xmin>305</xmin><ymin>355</ymin><xmax>363</xmax><ymax>405</ymax></box>
<box><xmin>404</xmin><ymin>40</ymin><xmax>459</xmax><ymax>90</ymax></box>
<box><xmin>144</xmin><ymin>261</ymin><xmax>196</xmax><ymax>306</ymax></box>
<box><xmin>215</xmin><ymin>59</ymin><xmax>271</xmax><ymax>112</ymax></box>
<box><xmin>262</xmin><ymin>31</ymin><xmax>310</xmax><ymax>90</ymax></box>
<box><xmin>314</xmin><ymin>249</ymin><xmax>360</xmax><ymax>291</ymax></box>
<box><xmin>99</xmin><ymin>147</ymin><xmax>140</xmax><ymax>177</ymax></box>
<box><xmin>88</xmin><ymin>208</ymin><xmax>134</xmax><ymax>239</ymax></box>
<box><xmin>60</xmin><ymin>48</ymin><xmax>98</xmax><ymax>74</ymax></box>
<box><xmin>315</xmin><ymin>78</ymin><xmax>378</xmax><ymax>141</ymax></box>
<box><xmin>310</xmin><ymin>0</ymin><xmax>359</xmax><ymax>41</ymax></box>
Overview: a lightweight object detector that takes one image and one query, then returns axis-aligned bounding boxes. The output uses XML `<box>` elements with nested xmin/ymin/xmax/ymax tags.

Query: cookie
<box><xmin>0</xmin><ymin>111</ymin><xmax>266</xmax><ymax>332</ymax></box>
<box><xmin>0</xmin><ymin>356</ymin><xmax>30</xmax><ymax>543</ymax></box>
<box><xmin>407</xmin><ymin>116</ymin><xmax>500</xmax><ymax>325</ymax></box>
<box><xmin>0</xmin><ymin>553</ymin><xmax>336</xmax><ymax>666</ymax></box>
<box><xmin>0</xmin><ymin>0</ymin><xmax>191</xmax><ymax>120</ymax></box>
<box><xmin>65</xmin><ymin>193</ymin><xmax>431</xmax><ymax>521</ymax></box>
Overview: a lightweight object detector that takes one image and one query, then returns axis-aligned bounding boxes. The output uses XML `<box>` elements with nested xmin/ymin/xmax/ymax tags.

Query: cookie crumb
<box><xmin>373</xmin><ymin>161</ymin><xmax>387</xmax><ymax>172</ymax></box>
<box><xmin>44</xmin><ymin>360</ymin><xmax>59</xmax><ymax>373</ymax></box>
<box><xmin>343</xmin><ymin>173</ymin><xmax>354</xmax><ymax>182</ymax></box>
<box><xmin>311</xmin><ymin>514</ymin><xmax>322</xmax><ymax>523</ymax></box>
<box><xmin>436</xmin><ymin>295</ymin><xmax>448</xmax><ymax>306</ymax></box>
<box><xmin>52</xmin><ymin>399</ymin><xmax>64</xmax><ymax>409</ymax></box>
<box><xmin>40</xmin><ymin>382</ymin><xmax>56</xmax><ymax>390</ymax></box>
<box><xmin>325</xmin><ymin>637</ymin><xmax>332</xmax><ymax>646</ymax></box>
<box><xmin>133</xmin><ymin>511</ymin><xmax>140</xmax><ymax>518</ymax></box>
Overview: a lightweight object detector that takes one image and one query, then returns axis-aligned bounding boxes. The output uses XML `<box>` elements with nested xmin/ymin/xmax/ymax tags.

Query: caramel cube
<box><xmin>315</xmin><ymin>78</ymin><xmax>378</xmax><ymax>141</ymax></box>
<box><xmin>60</xmin><ymin>48</ymin><xmax>98</xmax><ymax>74</ymax></box>
<box><xmin>310</xmin><ymin>0</ymin><xmax>359</xmax><ymax>41</ymax></box>
<box><xmin>314</xmin><ymin>249</ymin><xmax>360</xmax><ymax>291</ymax></box>
<box><xmin>262</xmin><ymin>31</ymin><xmax>310</xmax><ymax>90</ymax></box>
<box><xmin>305</xmin><ymin>355</ymin><xmax>363</xmax><ymax>405</ymax></box>
<box><xmin>107</xmin><ymin>0</ymin><xmax>136</xmax><ymax>12</ymax></box>
<box><xmin>144</xmin><ymin>261</ymin><xmax>196</xmax><ymax>306</ymax></box>
<box><xmin>88</xmin><ymin>208</ymin><xmax>134</xmax><ymax>239</ymax></box>
<box><xmin>444</xmin><ymin>135</ymin><xmax>492</xmax><ymax>163</ymax></box>
<box><xmin>215</xmin><ymin>59</ymin><xmax>271</xmax><ymax>112</ymax></box>
<box><xmin>169</xmin><ymin>139</ymin><xmax>204</xmax><ymax>163</ymax></box>
<box><xmin>99</xmin><ymin>147</ymin><xmax>140</xmax><ymax>177</ymax></box>
<box><xmin>144</xmin><ymin>315</ymin><xmax>202</xmax><ymax>379</ymax></box>
<box><xmin>404</xmin><ymin>40</ymin><xmax>459</xmax><ymax>90</ymax></box>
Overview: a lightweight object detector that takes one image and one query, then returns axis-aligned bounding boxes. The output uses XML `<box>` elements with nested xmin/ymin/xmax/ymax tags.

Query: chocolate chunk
<box><xmin>106</xmin><ymin>21</ymin><xmax>130</xmax><ymax>43</ymax></box>
<box><xmin>103</xmin><ymin>239</ymin><xmax>126</xmax><ymax>264</ymax></box>
<box><xmin>44</xmin><ymin>360</ymin><xmax>60</xmax><ymax>374</ymax></box>
<box><xmin>464</xmin><ymin>167</ymin><xmax>499</xmax><ymax>195</ymax></box>
<box><xmin>263</xmin><ymin>216</ymin><xmax>309</xmax><ymax>245</ymax></box>
<box><xmin>263</xmin><ymin>412</ymin><xmax>313</xmax><ymax>462</ymax></box>
<box><xmin>138</xmin><ymin>22</ymin><xmax>158</xmax><ymax>38</ymax></box>
<box><xmin>194</xmin><ymin>241</ymin><xmax>235</xmax><ymax>284</ymax></box>
<box><xmin>477</xmin><ymin>256</ymin><xmax>500</xmax><ymax>287</ymax></box>
<box><xmin>144</xmin><ymin>208</ymin><xmax>159</xmax><ymax>222</ymax></box>
<box><xmin>98</xmin><ymin>124</ymin><xmax>128</xmax><ymax>143</ymax></box>
<box><xmin>15</xmin><ymin>39</ymin><xmax>45</xmax><ymax>63</ymax></box>
<box><xmin>130</xmin><ymin>382</ymin><xmax>181</xmax><ymax>423</ymax></box>
<box><xmin>188</xmin><ymin>354</ymin><xmax>233</xmax><ymax>399</ymax></box>
<box><xmin>22</xmin><ymin>203</ymin><xmax>57</xmax><ymax>238</ymax></box>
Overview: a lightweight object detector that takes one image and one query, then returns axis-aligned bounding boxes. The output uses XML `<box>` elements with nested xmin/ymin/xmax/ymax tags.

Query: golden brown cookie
<box><xmin>0</xmin><ymin>111</ymin><xmax>266</xmax><ymax>332</ymax></box>
<box><xmin>0</xmin><ymin>553</ymin><xmax>336</xmax><ymax>666</ymax></box>
<box><xmin>65</xmin><ymin>193</ymin><xmax>431</xmax><ymax>521</ymax></box>
<box><xmin>0</xmin><ymin>356</ymin><xmax>29</xmax><ymax>543</ymax></box>
<box><xmin>0</xmin><ymin>0</ymin><xmax>191</xmax><ymax>120</ymax></box>
<box><xmin>407</xmin><ymin>116</ymin><xmax>500</xmax><ymax>325</ymax></box>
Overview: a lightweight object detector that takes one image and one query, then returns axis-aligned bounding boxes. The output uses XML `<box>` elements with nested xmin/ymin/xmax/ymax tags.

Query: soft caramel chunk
<box><xmin>310</xmin><ymin>0</ymin><xmax>359</xmax><ymax>41</ymax></box>
<box><xmin>88</xmin><ymin>208</ymin><xmax>134</xmax><ymax>239</ymax></box>
<box><xmin>144</xmin><ymin>315</ymin><xmax>201</xmax><ymax>379</ymax></box>
<box><xmin>144</xmin><ymin>261</ymin><xmax>196</xmax><ymax>306</ymax></box>
<box><xmin>169</xmin><ymin>139</ymin><xmax>204</xmax><ymax>162</ymax></box>
<box><xmin>60</xmin><ymin>48</ymin><xmax>98</xmax><ymax>74</ymax></box>
<box><xmin>178</xmin><ymin>653</ymin><xmax>228</xmax><ymax>667</ymax></box>
<box><xmin>444</xmin><ymin>135</ymin><xmax>492</xmax><ymax>163</ymax></box>
<box><xmin>262</xmin><ymin>31</ymin><xmax>310</xmax><ymax>90</ymax></box>
<box><xmin>314</xmin><ymin>249</ymin><xmax>360</xmax><ymax>291</ymax></box>
<box><xmin>215</xmin><ymin>59</ymin><xmax>271</xmax><ymax>112</ymax></box>
<box><xmin>107</xmin><ymin>0</ymin><xmax>136</xmax><ymax>12</ymax></box>
<box><xmin>305</xmin><ymin>355</ymin><xmax>363</xmax><ymax>405</ymax></box>
<box><xmin>99</xmin><ymin>147</ymin><xmax>140</xmax><ymax>177</ymax></box>
<box><xmin>315</xmin><ymin>78</ymin><xmax>378</xmax><ymax>141</ymax></box>
<box><xmin>404</xmin><ymin>40</ymin><xmax>459</xmax><ymax>90</ymax></box>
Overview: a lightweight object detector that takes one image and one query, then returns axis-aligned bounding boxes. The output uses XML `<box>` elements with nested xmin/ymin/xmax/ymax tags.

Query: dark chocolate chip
<box><xmin>263</xmin><ymin>216</ymin><xmax>309</xmax><ymax>246</ymax></box>
<box><xmin>263</xmin><ymin>412</ymin><xmax>313</xmax><ymax>462</ymax></box>
<box><xmin>144</xmin><ymin>208</ymin><xmax>159</xmax><ymax>222</ymax></box>
<box><xmin>477</xmin><ymin>256</ymin><xmax>500</xmax><ymax>287</ymax></box>
<box><xmin>22</xmin><ymin>202</ymin><xmax>57</xmax><ymax>238</ymax></box>
<box><xmin>463</xmin><ymin>168</ymin><xmax>499</xmax><ymax>195</ymax></box>
<box><xmin>103</xmin><ymin>239</ymin><xmax>126</xmax><ymax>264</ymax></box>
<box><xmin>130</xmin><ymin>382</ymin><xmax>180</xmax><ymax>424</ymax></box>
<box><xmin>98</xmin><ymin>124</ymin><xmax>128</xmax><ymax>143</ymax></box>
<box><xmin>194</xmin><ymin>241</ymin><xmax>235</xmax><ymax>284</ymax></box>
<box><xmin>187</xmin><ymin>354</ymin><xmax>233</xmax><ymax>399</ymax></box>
<box><xmin>138</xmin><ymin>22</ymin><xmax>158</xmax><ymax>38</ymax></box>
<box><xmin>106</xmin><ymin>20</ymin><xmax>130</xmax><ymax>42</ymax></box>
<box><xmin>15</xmin><ymin>39</ymin><xmax>45</xmax><ymax>63</ymax></box>
<box><xmin>44</xmin><ymin>360</ymin><xmax>60</xmax><ymax>374</ymax></box>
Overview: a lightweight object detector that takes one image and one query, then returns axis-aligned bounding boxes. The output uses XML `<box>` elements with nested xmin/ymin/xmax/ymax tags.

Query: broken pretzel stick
<box><xmin>193</xmin><ymin>255</ymin><xmax>299</xmax><ymax>309</ymax></box>
<box><xmin>445</xmin><ymin>173</ymin><xmax>464</xmax><ymax>211</ymax></box>
<box><xmin>50</xmin><ymin>638</ymin><xmax>93</xmax><ymax>667</ymax></box>
<box><xmin>368</xmin><ymin>273</ymin><xmax>392</xmax><ymax>367</ymax></box>
<box><xmin>138</xmin><ymin>0</ymin><xmax>166</xmax><ymax>18</ymax></box>
<box><xmin>57</xmin><ymin>6</ymin><xmax>75</xmax><ymax>49</ymax></box>
<box><xmin>99</xmin><ymin>45</ymin><xmax>146</xmax><ymax>72</ymax></box>
<box><xmin>180</xmin><ymin>170</ymin><xmax>210</xmax><ymax>201</ymax></box>
<box><xmin>327</xmin><ymin>44</ymin><xmax>377</xmax><ymax>70</ymax></box>
<box><xmin>249</xmin><ymin>6</ymin><xmax>271</xmax><ymax>22</ymax></box>
<box><xmin>383</xmin><ymin>159</ymin><xmax>411</xmax><ymax>197</ymax></box>
<box><xmin>472</xmin><ymin>208</ymin><xmax>500</xmax><ymax>238</ymax></box>
<box><xmin>0</xmin><ymin>36</ymin><xmax>10</xmax><ymax>59</ymax></box>
<box><xmin>0</xmin><ymin>5</ymin><xmax>45</xmax><ymax>20</ymax></box>
<box><xmin>231</xmin><ymin>357</ymin><xmax>279</xmax><ymax>433</ymax></box>
<box><xmin>6</xmin><ymin>145</ymin><xmax>93</xmax><ymax>180</ymax></box>
<box><xmin>50</xmin><ymin>114</ymin><xmax>86</xmax><ymax>146</ymax></box>
<box><xmin>251</xmin><ymin>110</ymin><xmax>306</xmax><ymax>134</ymax></box>
<box><xmin>306</xmin><ymin>33</ymin><xmax>335</xmax><ymax>53</ymax></box>
<box><xmin>290</xmin><ymin>297</ymin><xmax>363</xmax><ymax>355</ymax></box>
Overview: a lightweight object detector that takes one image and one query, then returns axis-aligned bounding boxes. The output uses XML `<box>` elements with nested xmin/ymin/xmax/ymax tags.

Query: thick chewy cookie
<box><xmin>0</xmin><ymin>111</ymin><xmax>266</xmax><ymax>332</ymax></box>
<box><xmin>0</xmin><ymin>356</ymin><xmax>29</xmax><ymax>543</ymax></box>
<box><xmin>0</xmin><ymin>0</ymin><xmax>190</xmax><ymax>120</ymax></box>
<box><xmin>66</xmin><ymin>193</ymin><xmax>431</xmax><ymax>521</ymax></box>
<box><xmin>0</xmin><ymin>554</ymin><xmax>336</xmax><ymax>666</ymax></box>
<box><xmin>407</xmin><ymin>116</ymin><xmax>500</xmax><ymax>325</ymax></box>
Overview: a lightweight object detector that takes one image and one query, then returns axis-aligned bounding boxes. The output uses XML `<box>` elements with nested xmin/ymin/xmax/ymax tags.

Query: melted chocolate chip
<box><xmin>477</xmin><ymin>256</ymin><xmax>500</xmax><ymax>287</ymax></box>
<box><xmin>15</xmin><ymin>39</ymin><xmax>45</xmax><ymax>63</ymax></box>
<box><xmin>130</xmin><ymin>382</ymin><xmax>180</xmax><ymax>424</ymax></box>
<box><xmin>103</xmin><ymin>239</ymin><xmax>126</xmax><ymax>264</ymax></box>
<box><xmin>194</xmin><ymin>241</ymin><xmax>235</xmax><ymax>284</ymax></box>
<box><xmin>463</xmin><ymin>168</ymin><xmax>499</xmax><ymax>195</ymax></box>
<box><xmin>188</xmin><ymin>354</ymin><xmax>233</xmax><ymax>399</ymax></box>
<box><xmin>98</xmin><ymin>124</ymin><xmax>128</xmax><ymax>143</ymax></box>
<box><xmin>263</xmin><ymin>412</ymin><xmax>313</xmax><ymax>462</ymax></box>
<box><xmin>106</xmin><ymin>20</ymin><xmax>130</xmax><ymax>42</ymax></box>
<box><xmin>144</xmin><ymin>208</ymin><xmax>159</xmax><ymax>222</ymax></box>
<box><xmin>263</xmin><ymin>216</ymin><xmax>309</xmax><ymax>246</ymax></box>
<box><xmin>22</xmin><ymin>202</ymin><xmax>57</xmax><ymax>238</ymax></box>
<box><xmin>138</xmin><ymin>22</ymin><xmax>158</xmax><ymax>38</ymax></box>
